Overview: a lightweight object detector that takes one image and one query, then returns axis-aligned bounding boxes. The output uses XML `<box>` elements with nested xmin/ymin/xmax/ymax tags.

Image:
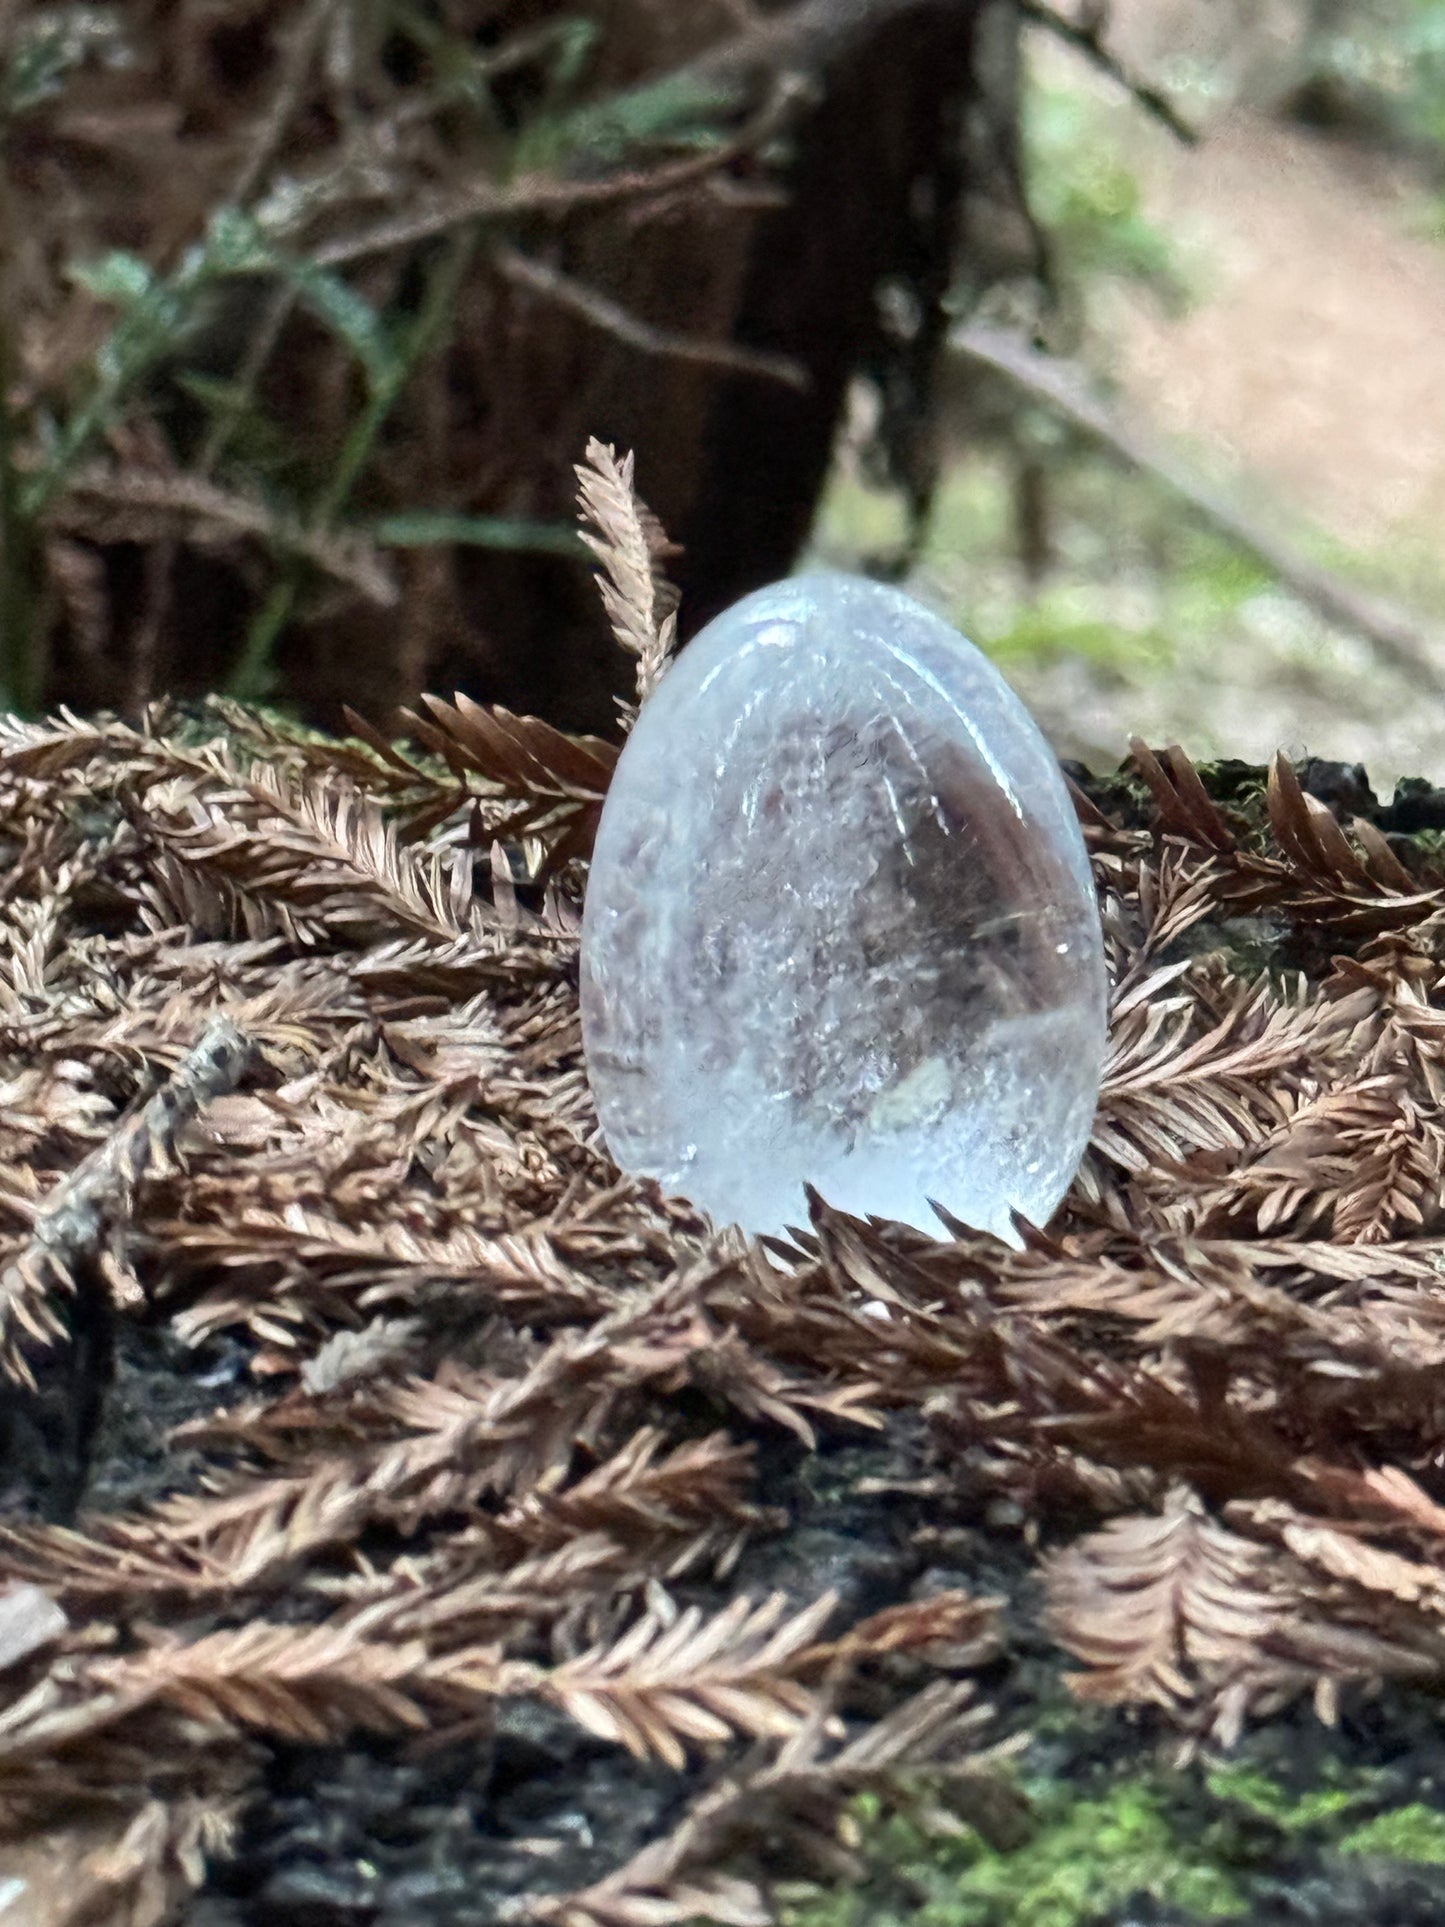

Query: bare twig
<box><xmin>315</xmin><ymin>80</ymin><xmax>807</xmax><ymax>268</ymax></box>
<box><xmin>53</xmin><ymin>466</ymin><xmax>397</xmax><ymax>607</ymax></box>
<box><xmin>1017</xmin><ymin>0</ymin><xmax>1197</xmax><ymax>144</ymax></box>
<box><xmin>0</xmin><ymin>1016</ymin><xmax>252</xmax><ymax>1386</ymax></box>
<box><xmin>495</xmin><ymin>247</ymin><xmax>809</xmax><ymax>391</ymax></box>
<box><xmin>952</xmin><ymin>322</ymin><xmax>1445</xmax><ymax>693</ymax></box>
<box><xmin>228</xmin><ymin>0</ymin><xmax>347</xmax><ymax>208</ymax></box>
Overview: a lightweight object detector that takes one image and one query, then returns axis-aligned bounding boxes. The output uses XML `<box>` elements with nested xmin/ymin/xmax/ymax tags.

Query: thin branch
<box><xmin>952</xmin><ymin>322</ymin><xmax>1445</xmax><ymax>693</ymax></box>
<box><xmin>228</xmin><ymin>0</ymin><xmax>347</xmax><ymax>208</ymax></box>
<box><xmin>1017</xmin><ymin>0</ymin><xmax>1198</xmax><ymax>144</ymax></box>
<box><xmin>495</xmin><ymin>247</ymin><xmax>809</xmax><ymax>390</ymax></box>
<box><xmin>0</xmin><ymin>1016</ymin><xmax>252</xmax><ymax>1386</ymax></box>
<box><xmin>315</xmin><ymin>79</ymin><xmax>807</xmax><ymax>269</ymax></box>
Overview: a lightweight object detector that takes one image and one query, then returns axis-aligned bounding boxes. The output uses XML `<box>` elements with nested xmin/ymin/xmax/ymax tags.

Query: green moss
<box><xmin>1206</xmin><ymin>1763</ymin><xmax>1373</xmax><ymax>1833</ymax></box>
<box><xmin>1205</xmin><ymin>1762</ymin><xmax>1445</xmax><ymax>1871</ymax></box>
<box><xmin>780</xmin><ymin>1747</ymin><xmax>1445</xmax><ymax>1927</ymax></box>
<box><xmin>976</xmin><ymin>595</ymin><xmax>1176</xmax><ymax>678</ymax></box>
<box><xmin>942</xmin><ymin>1782</ymin><xmax>1244</xmax><ymax>1926</ymax></box>
<box><xmin>782</xmin><ymin>1776</ymin><xmax>1246</xmax><ymax>1927</ymax></box>
<box><xmin>1338</xmin><ymin>1805</ymin><xmax>1445</xmax><ymax>1864</ymax></box>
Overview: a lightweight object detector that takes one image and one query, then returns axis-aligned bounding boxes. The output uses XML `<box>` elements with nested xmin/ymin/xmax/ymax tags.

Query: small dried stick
<box><xmin>0</xmin><ymin>1016</ymin><xmax>252</xmax><ymax>1387</ymax></box>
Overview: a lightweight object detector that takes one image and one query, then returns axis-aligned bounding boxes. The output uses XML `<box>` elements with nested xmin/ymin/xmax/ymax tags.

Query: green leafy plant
<box><xmin>0</xmin><ymin>3</ymin><xmax>768</xmax><ymax>715</ymax></box>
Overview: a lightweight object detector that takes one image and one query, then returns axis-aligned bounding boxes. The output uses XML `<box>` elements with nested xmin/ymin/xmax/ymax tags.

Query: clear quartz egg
<box><xmin>580</xmin><ymin>572</ymin><xmax>1107</xmax><ymax>1240</ymax></box>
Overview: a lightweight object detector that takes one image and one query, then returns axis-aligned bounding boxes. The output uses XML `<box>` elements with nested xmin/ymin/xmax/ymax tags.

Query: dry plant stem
<box><xmin>953</xmin><ymin>323</ymin><xmax>1445</xmax><ymax>692</ymax></box>
<box><xmin>314</xmin><ymin>78</ymin><xmax>805</xmax><ymax>268</ymax></box>
<box><xmin>227</xmin><ymin>0</ymin><xmax>346</xmax><ymax>208</ymax></box>
<box><xmin>1017</xmin><ymin>0</ymin><xmax>1197</xmax><ymax>143</ymax></box>
<box><xmin>0</xmin><ymin>1016</ymin><xmax>252</xmax><ymax>1386</ymax></box>
<box><xmin>194</xmin><ymin>282</ymin><xmax>299</xmax><ymax>479</ymax></box>
<box><xmin>59</xmin><ymin>467</ymin><xmax>396</xmax><ymax>609</ymax></box>
<box><xmin>575</xmin><ymin>439</ymin><xmax>681</xmax><ymax>720</ymax></box>
<box><xmin>495</xmin><ymin>247</ymin><xmax>810</xmax><ymax>391</ymax></box>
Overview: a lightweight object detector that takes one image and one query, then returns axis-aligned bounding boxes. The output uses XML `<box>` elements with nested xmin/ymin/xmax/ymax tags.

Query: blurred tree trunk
<box><xmin>15</xmin><ymin>0</ymin><xmax>1003</xmax><ymax>731</ymax></box>
<box><xmin>338</xmin><ymin>0</ymin><xmax>995</xmax><ymax>732</ymax></box>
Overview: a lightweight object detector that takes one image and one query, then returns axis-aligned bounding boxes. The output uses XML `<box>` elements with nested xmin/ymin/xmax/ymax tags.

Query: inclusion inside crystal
<box><xmin>580</xmin><ymin>572</ymin><xmax>1108</xmax><ymax>1241</ymax></box>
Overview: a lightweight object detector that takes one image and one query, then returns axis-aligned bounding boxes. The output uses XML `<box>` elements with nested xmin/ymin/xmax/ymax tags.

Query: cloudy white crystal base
<box><xmin>580</xmin><ymin>573</ymin><xmax>1108</xmax><ymax>1242</ymax></box>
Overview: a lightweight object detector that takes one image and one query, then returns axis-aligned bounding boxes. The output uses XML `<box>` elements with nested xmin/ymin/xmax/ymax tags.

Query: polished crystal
<box><xmin>580</xmin><ymin>572</ymin><xmax>1108</xmax><ymax>1240</ymax></box>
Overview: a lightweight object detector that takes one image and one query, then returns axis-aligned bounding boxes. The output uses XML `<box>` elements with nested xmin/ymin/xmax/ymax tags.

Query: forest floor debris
<box><xmin>8</xmin><ymin>456</ymin><xmax>1445</xmax><ymax>1922</ymax></box>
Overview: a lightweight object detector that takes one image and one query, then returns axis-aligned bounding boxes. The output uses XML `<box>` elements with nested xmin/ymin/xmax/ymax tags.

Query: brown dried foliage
<box><xmin>576</xmin><ymin>437</ymin><xmax>683</xmax><ymax>725</ymax></box>
<box><xmin>9</xmin><ymin>495</ymin><xmax>1445</xmax><ymax>1906</ymax></box>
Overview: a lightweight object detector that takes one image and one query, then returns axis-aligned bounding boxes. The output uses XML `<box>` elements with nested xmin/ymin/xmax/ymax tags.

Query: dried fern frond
<box><xmin>523</xmin><ymin>1590</ymin><xmax>837</xmax><ymax>1770</ymax></box>
<box><xmin>575</xmin><ymin>438</ymin><xmax>681</xmax><ymax>719</ymax></box>
<box><xmin>399</xmin><ymin>693</ymin><xmax>617</xmax><ymax>872</ymax></box>
<box><xmin>491</xmin><ymin>1429</ymin><xmax>766</xmax><ymax>1559</ymax></box>
<box><xmin>0</xmin><ymin>1015</ymin><xmax>250</xmax><ymax>1387</ymax></box>
<box><xmin>54</xmin><ymin>462</ymin><xmax>398</xmax><ymax>607</ymax></box>
<box><xmin>1043</xmin><ymin>1485</ymin><xmax>1285</xmax><ymax>1715</ymax></box>
<box><xmin>15</xmin><ymin>686</ymin><xmax>1445</xmax><ymax>1907</ymax></box>
<box><xmin>1105</xmin><ymin>847</ymin><xmax>1224</xmax><ymax>1003</ymax></box>
<box><xmin>1265</xmin><ymin>754</ymin><xmax>1436</xmax><ymax>918</ymax></box>
<box><xmin>1130</xmin><ymin>739</ymin><xmax>1445</xmax><ymax>930</ymax></box>
<box><xmin>796</xmin><ymin>1589</ymin><xmax>1003</xmax><ymax>1674</ymax></box>
<box><xmin>0</xmin><ymin>1780</ymin><xmax>247</xmax><ymax>1927</ymax></box>
<box><xmin>536</xmin><ymin>1678</ymin><xmax>1014</xmax><ymax>1927</ymax></box>
<box><xmin>0</xmin><ymin>1590</ymin><xmax>839</xmax><ymax>1769</ymax></box>
<box><xmin>1092</xmin><ymin>976</ymin><xmax>1369</xmax><ymax>1177</ymax></box>
<box><xmin>1128</xmin><ymin>740</ymin><xmax>1241</xmax><ymax>856</ymax></box>
<box><xmin>1044</xmin><ymin>1485</ymin><xmax>1445</xmax><ymax>1741</ymax></box>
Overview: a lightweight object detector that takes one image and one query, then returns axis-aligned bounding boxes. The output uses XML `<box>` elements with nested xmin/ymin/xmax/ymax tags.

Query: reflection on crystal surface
<box><xmin>580</xmin><ymin>572</ymin><xmax>1108</xmax><ymax>1240</ymax></box>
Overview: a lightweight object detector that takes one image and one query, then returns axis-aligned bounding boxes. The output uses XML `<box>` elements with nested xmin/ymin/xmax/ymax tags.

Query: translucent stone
<box><xmin>580</xmin><ymin>572</ymin><xmax>1108</xmax><ymax>1241</ymax></box>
